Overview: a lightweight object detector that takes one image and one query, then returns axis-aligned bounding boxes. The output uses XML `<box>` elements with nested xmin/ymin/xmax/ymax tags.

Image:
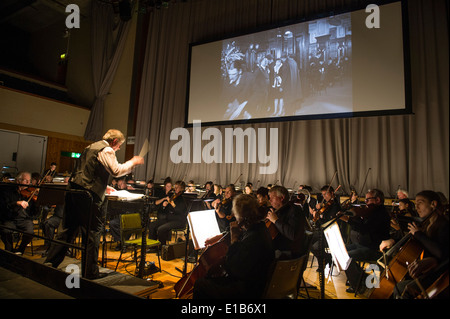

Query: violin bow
<box><xmin>358</xmin><ymin>168</ymin><xmax>371</xmax><ymax>201</ymax></box>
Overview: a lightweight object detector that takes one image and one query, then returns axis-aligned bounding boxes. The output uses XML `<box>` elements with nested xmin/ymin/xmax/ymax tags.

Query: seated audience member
<box><xmin>0</xmin><ymin>171</ymin><xmax>38</xmax><ymax>255</ymax></box>
<box><xmin>193</xmin><ymin>194</ymin><xmax>274</xmax><ymax>299</ymax></box>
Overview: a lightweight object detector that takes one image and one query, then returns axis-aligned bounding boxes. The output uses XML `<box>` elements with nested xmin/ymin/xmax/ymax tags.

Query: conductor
<box><xmin>44</xmin><ymin>129</ymin><xmax>144</xmax><ymax>279</ymax></box>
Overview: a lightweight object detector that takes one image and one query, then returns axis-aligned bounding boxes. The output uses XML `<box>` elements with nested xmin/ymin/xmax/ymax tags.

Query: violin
<box><xmin>166</xmin><ymin>191</ymin><xmax>181</xmax><ymax>208</ymax></box>
<box><xmin>313</xmin><ymin>185</ymin><xmax>341</xmax><ymax>222</ymax></box>
<box><xmin>20</xmin><ymin>187</ymin><xmax>38</xmax><ymax>202</ymax></box>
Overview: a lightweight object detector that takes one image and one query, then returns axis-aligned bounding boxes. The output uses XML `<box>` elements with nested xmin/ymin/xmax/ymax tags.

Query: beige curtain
<box><xmin>133</xmin><ymin>0</ymin><xmax>449</xmax><ymax>198</ymax></box>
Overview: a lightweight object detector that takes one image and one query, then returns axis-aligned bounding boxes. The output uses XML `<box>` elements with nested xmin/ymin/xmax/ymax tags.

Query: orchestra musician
<box><xmin>339</xmin><ymin>188</ymin><xmax>391</xmax><ymax>294</ymax></box>
<box><xmin>0</xmin><ymin>171</ymin><xmax>38</xmax><ymax>255</ymax></box>
<box><xmin>379</xmin><ymin>190</ymin><xmax>449</xmax><ymax>299</ymax></box>
<box><xmin>44</xmin><ymin>129</ymin><xmax>144</xmax><ymax>279</ymax></box>
<box><xmin>148</xmin><ymin>180</ymin><xmax>187</xmax><ymax>245</ymax></box>
<box><xmin>310</xmin><ymin>185</ymin><xmax>342</xmax><ymax>267</ymax></box>
<box><xmin>266</xmin><ymin>185</ymin><xmax>308</xmax><ymax>259</ymax></box>
<box><xmin>193</xmin><ymin>194</ymin><xmax>274</xmax><ymax>299</ymax></box>
<box><xmin>211</xmin><ymin>184</ymin><xmax>237</xmax><ymax>232</ymax></box>
<box><xmin>201</xmin><ymin>181</ymin><xmax>216</xmax><ymax>200</ymax></box>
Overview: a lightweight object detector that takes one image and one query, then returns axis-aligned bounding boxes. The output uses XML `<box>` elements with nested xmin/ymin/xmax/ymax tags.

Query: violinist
<box><xmin>340</xmin><ymin>188</ymin><xmax>391</xmax><ymax>294</ymax></box>
<box><xmin>148</xmin><ymin>180</ymin><xmax>187</xmax><ymax>245</ymax></box>
<box><xmin>267</xmin><ymin>185</ymin><xmax>308</xmax><ymax>259</ymax></box>
<box><xmin>389</xmin><ymin>198</ymin><xmax>417</xmax><ymax>242</ymax></box>
<box><xmin>211</xmin><ymin>184</ymin><xmax>236</xmax><ymax>232</ymax></box>
<box><xmin>0</xmin><ymin>171</ymin><xmax>38</xmax><ymax>255</ymax></box>
<box><xmin>193</xmin><ymin>194</ymin><xmax>274</xmax><ymax>299</ymax></box>
<box><xmin>310</xmin><ymin>185</ymin><xmax>342</xmax><ymax>266</ymax></box>
<box><xmin>313</xmin><ymin>185</ymin><xmax>341</xmax><ymax>223</ymax></box>
<box><xmin>43</xmin><ymin>162</ymin><xmax>57</xmax><ymax>181</ymax></box>
<box><xmin>381</xmin><ymin>190</ymin><xmax>449</xmax><ymax>299</ymax></box>
<box><xmin>201</xmin><ymin>181</ymin><xmax>216</xmax><ymax>200</ymax></box>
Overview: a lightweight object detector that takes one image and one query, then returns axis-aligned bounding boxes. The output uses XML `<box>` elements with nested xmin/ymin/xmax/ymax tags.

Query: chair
<box><xmin>297</xmin><ymin>230</ymin><xmax>315</xmax><ymax>298</ymax></box>
<box><xmin>171</xmin><ymin>226</ymin><xmax>187</xmax><ymax>243</ymax></box>
<box><xmin>114</xmin><ymin>213</ymin><xmax>161</xmax><ymax>273</ymax></box>
<box><xmin>263</xmin><ymin>254</ymin><xmax>309</xmax><ymax>299</ymax></box>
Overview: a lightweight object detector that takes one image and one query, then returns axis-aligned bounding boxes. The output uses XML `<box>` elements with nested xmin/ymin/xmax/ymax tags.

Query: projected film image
<box><xmin>187</xmin><ymin>1</ymin><xmax>407</xmax><ymax>126</ymax></box>
<box><xmin>220</xmin><ymin>13</ymin><xmax>352</xmax><ymax>121</ymax></box>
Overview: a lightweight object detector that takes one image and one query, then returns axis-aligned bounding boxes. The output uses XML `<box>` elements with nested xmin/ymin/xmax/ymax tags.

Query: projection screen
<box><xmin>186</xmin><ymin>1</ymin><xmax>411</xmax><ymax>127</ymax></box>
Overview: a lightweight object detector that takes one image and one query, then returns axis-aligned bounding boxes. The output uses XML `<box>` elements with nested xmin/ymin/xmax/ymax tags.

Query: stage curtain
<box><xmin>84</xmin><ymin>0</ymin><xmax>133</xmax><ymax>141</ymax></box>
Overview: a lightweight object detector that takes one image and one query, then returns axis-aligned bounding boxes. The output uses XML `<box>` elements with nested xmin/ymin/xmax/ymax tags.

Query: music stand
<box><xmin>317</xmin><ymin>216</ymin><xmax>351</xmax><ymax>299</ymax></box>
<box><xmin>178</xmin><ymin>197</ymin><xmax>211</xmax><ymax>276</ymax></box>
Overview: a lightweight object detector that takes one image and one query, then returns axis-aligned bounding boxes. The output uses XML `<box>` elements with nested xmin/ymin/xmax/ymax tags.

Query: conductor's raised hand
<box><xmin>131</xmin><ymin>156</ymin><xmax>145</xmax><ymax>166</ymax></box>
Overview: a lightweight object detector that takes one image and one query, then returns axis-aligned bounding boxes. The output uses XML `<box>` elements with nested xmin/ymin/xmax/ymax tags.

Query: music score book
<box><xmin>187</xmin><ymin>209</ymin><xmax>222</xmax><ymax>250</ymax></box>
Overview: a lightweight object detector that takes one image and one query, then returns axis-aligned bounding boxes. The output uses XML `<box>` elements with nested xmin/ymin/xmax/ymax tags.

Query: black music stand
<box><xmin>137</xmin><ymin>194</ymin><xmax>158</xmax><ymax>278</ymax></box>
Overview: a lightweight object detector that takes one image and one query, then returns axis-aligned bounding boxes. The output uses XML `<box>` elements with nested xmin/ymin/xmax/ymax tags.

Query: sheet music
<box><xmin>323</xmin><ymin>222</ymin><xmax>352</xmax><ymax>271</ymax></box>
<box><xmin>107</xmin><ymin>190</ymin><xmax>144</xmax><ymax>201</ymax></box>
<box><xmin>187</xmin><ymin>209</ymin><xmax>222</xmax><ymax>250</ymax></box>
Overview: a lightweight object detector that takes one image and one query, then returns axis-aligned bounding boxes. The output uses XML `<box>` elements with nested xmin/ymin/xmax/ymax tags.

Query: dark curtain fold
<box><xmin>84</xmin><ymin>0</ymin><xmax>133</xmax><ymax>141</ymax></box>
<box><xmin>133</xmin><ymin>0</ymin><xmax>449</xmax><ymax>197</ymax></box>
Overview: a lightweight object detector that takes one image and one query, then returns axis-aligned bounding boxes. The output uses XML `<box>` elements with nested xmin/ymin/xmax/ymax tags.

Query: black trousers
<box><xmin>0</xmin><ymin>218</ymin><xmax>34</xmax><ymax>253</ymax></box>
<box><xmin>148</xmin><ymin>216</ymin><xmax>185</xmax><ymax>245</ymax></box>
<box><xmin>45</xmin><ymin>188</ymin><xmax>103</xmax><ymax>279</ymax></box>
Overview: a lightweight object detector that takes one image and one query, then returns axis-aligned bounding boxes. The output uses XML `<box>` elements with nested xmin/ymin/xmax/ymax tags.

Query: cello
<box><xmin>174</xmin><ymin>232</ymin><xmax>230</xmax><ymax>299</ymax></box>
<box><xmin>369</xmin><ymin>209</ymin><xmax>437</xmax><ymax>299</ymax></box>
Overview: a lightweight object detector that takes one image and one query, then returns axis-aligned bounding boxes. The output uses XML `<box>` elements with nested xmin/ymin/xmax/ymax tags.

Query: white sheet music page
<box><xmin>188</xmin><ymin>209</ymin><xmax>221</xmax><ymax>250</ymax></box>
<box><xmin>107</xmin><ymin>190</ymin><xmax>144</xmax><ymax>201</ymax></box>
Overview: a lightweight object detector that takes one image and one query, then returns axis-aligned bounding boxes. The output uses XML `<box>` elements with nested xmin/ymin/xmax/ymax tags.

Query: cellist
<box><xmin>193</xmin><ymin>194</ymin><xmax>274</xmax><ymax>299</ymax></box>
<box><xmin>379</xmin><ymin>190</ymin><xmax>449</xmax><ymax>299</ymax></box>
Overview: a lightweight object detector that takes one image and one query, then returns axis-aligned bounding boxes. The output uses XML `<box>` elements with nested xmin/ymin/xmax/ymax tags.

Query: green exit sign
<box><xmin>61</xmin><ymin>151</ymin><xmax>81</xmax><ymax>158</ymax></box>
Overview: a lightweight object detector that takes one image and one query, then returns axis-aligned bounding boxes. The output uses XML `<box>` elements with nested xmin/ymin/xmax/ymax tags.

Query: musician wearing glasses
<box><xmin>0</xmin><ymin>171</ymin><xmax>37</xmax><ymax>255</ymax></box>
<box><xmin>339</xmin><ymin>188</ymin><xmax>391</xmax><ymax>294</ymax></box>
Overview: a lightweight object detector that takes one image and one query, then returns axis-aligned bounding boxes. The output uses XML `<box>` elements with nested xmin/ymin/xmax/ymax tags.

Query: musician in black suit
<box><xmin>0</xmin><ymin>171</ymin><xmax>37</xmax><ymax>255</ymax></box>
<box><xmin>193</xmin><ymin>194</ymin><xmax>274</xmax><ymax>299</ymax></box>
<box><xmin>211</xmin><ymin>184</ymin><xmax>236</xmax><ymax>232</ymax></box>
<box><xmin>340</xmin><ymin>188</ymin><xmax>391</xmax><ymax>294</ymax></box>
<box><xmin>267</xmin><ymin>185</ymin><xmax>308</xmax><ymax>259</ymax></box>
<box><xmin>148</xmin><ymin>180</ymin><xmax>187</xmax><ymax>245</ymax></box>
